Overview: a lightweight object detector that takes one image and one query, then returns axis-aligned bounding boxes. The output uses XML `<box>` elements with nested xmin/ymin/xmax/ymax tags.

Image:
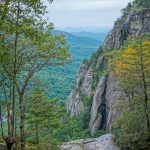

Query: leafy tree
<box><xmin>52</xmin><ymin>110</ymin><xmax>104</xmax><ymax>142</ymax></box>
<box><xmin>121</xmin><ymin>2</ymin><xmax>132</xmax><ymax>17</ymax></box>
<box><xmin>112</xmin><ymin>98</ymin><xmax>150</xmax><ymax>150</ymax></box>
<box><xmin>106</xmin><ymin>36</ymin><xmax>150</xmax><ymax>150</ymax></box>
<box><xmin>26</xmin><ymin>89</ymin><xmax>64</xmax><ymax>149</ymax></box>
<box><xmin>0</xmin><ymin>0</ymin><xmax>70</xmax><ymax>149</ymax></box>
<box><xmin>132</xmin><ymin>0</ymin><xmax>150</xmax><ymax>9</ymax></box>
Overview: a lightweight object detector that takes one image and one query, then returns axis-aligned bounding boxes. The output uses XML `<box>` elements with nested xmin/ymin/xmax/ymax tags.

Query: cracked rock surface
<box><xmin>60</xmin><ymin>134</ymin><xmax>120</xmax><ymax>150</ymax></box>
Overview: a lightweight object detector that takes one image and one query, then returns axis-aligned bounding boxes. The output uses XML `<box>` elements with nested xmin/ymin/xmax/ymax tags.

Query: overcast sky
<box><xmin>45</xmin><ymin>0</ymin><xmax>132</xmax><ymax>30</ymax></box>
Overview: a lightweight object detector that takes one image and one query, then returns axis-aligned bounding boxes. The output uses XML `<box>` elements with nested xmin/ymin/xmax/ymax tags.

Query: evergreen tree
<box><xmin>26</xmin><ymin>89</ymin><xmax>64</xmax><ymax>148</ymax></box>
<box><xmin>0</xmin><ymin>0</ymin><xmax>70</xmax><ymax>149</ymax></box>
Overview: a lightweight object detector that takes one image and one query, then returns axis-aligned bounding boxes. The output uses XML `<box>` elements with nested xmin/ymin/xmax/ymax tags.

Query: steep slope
<box><xmin>66</xmin><ymin>8</ymin><xmax>150</xmax><ymax>132</ymax></box>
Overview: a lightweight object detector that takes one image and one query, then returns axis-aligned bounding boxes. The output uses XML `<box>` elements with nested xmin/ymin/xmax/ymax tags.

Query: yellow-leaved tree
<box><xmin>106</xmin><ymin>36</ymin><xmax>150</xmax><ymax>150</ymax></box>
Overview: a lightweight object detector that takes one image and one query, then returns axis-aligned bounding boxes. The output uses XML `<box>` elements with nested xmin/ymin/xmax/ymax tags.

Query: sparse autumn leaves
<box><xmin>107</xmin><ymin>36</ymin><xmax>150</xmax><ymax>94</ymax></box>
<box><xmin>106</xmin><ymin>36</ymin><xmax>150</xmax><ymax>150</ymax></box>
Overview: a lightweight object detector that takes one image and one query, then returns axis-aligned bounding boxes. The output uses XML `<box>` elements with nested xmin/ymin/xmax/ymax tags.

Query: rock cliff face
<box><xmin>89</xmin><ymin>75</ymin><xmax>106</xmax><ymax>132</ymax></box>
<box><xmin>104</xmin><ymin>9</ymin><xmax>150</xmax><ymax>50</ymax></box>
<box><xmin>67</xmin><ymin>64</ymin><xmax>93</xmax><ymax>117</ymax></box>
<box><xmin>60</xmin><ymin>134</ymin><xmax>120</xmax><ymax>150</ymax></box>
<box><xmin>66</xmin><ymin>9</ymin><xmax>150</xmax><ymax>132</ymax></box>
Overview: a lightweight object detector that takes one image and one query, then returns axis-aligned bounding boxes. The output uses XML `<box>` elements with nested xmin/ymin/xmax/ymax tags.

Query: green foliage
<box><xmin>108</xmin><ymin>36</ymin><xmax>150</xmax><ymax>150</ymax></box>
<box><xmin>83</xmin><ymin>47</ymin><xmax>103</xmax><ymax>66</ymax></box>
<box><xmin>82</xmin><ymin>96</ymin><xmax>92</xmax><ymax>107</ymax></box>
<box><xmin>25</xmin><ymin>92</ymin><xmax>63</xmax><ymax>149</ymax></box>
<box><xmin>90</xmin><ymin>47</ymin><xmax>103</xmax><ymax>65</ymax></box>
<box><xmin>26</xmin><ymin>136</ymin><xmax>60</xmax><ymax>150</ymax></box>
<box><xmin>0</xmin><ymin>0</ymin><xmax>70</xmax><ymax>148</ymax></box>
<box><xmin>26</xmin><ymin>89</ymin><xmax>65</xmax><ymax>145</ymax></box>
<box><xmin>112</xmin><ymin>98</ymin><xmax>150</xmax><ymax>150</ymax></box>
<box><xmin>36</xmin><ymin>31</ymin><xmax>101</xmax><ymax>101</ymax></box>
<box><xmin>34</xmin><ymin>36</ymin><xmax>103</xmax><ymax>101</ymax></box>
<box><xmin>0</xmin><ymin>1</ymin><xmax>104</xmax><ymax>149</ymax></box>
<box><xmin>132</xmin><ymin>0</ymin><xmax>150</xmax><ymax>9</ymax></box>
<box><xmin>115</xmin><ymin>0</ymin><xmax>150</xmax><ymax>26</ymax></box>
<box><xmin>26</xmin><ymin>90</ymin><xmax>64</xmax><ymax>128</ymax></box>
<box><xmin>52</xmin><ymin>111</ymin><xmax>104</xmax><ymax>142</ymax></box>
<box><xmin>24</xmin><ymin>89</ymin><xmax>104</xmax><ymax>149</ymax></box>
<box><xmin>83</xmin><ymin>47</ymin><xmax>106</xmax><ymax>94</ymax></box>
<box><xmin>79</xmin><ymin>92</ymin><xmax>92</xmax><ymax>107</ymax></box>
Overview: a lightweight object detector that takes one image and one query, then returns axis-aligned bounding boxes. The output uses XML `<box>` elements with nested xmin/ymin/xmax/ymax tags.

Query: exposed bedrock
<box><xmin>66</xmin><ymin>9</ymin><xmax>150</xmax><ymax>132</ymax></box>
<box><xmin>60</xmin><ymin>134</ymin><xmax>120</xmax><ymax>150</ymax></box>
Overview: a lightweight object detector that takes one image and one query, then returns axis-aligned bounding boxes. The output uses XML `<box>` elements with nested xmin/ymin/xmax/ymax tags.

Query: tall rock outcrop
<box><xmin>67</xmin><ymin>64</ymin><xmax>93</xmax><ymax>116</ymax></box>
<box><xmin>89</xmin><ymin>76</ymin><xmax>106</xmax><ymax>132</ymax></box>
<box><xmin>104</xmin><ymin>9</ymin><xmax>150</xmax><ymax>50</ymax></box>
<box><xmin>66</xmin><ymin>8</ymin><xmax>150</xmax><ymax>132</ymax></box>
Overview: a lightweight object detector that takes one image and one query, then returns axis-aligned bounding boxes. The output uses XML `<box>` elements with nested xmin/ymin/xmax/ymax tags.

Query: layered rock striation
<box><xmin>66</xmin><ymin>9</ymin><xmax>150</xmax><ymax>132</ymax></box>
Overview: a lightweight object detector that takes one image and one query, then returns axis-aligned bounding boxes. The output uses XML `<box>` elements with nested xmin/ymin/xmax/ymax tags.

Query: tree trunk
<box><xmin>139</xmin><ymin>41</ymin><xmax>150</xmax><ymax>132</ymax></box>
<box><xmin>14</xmin><ymin>114</ymin><xmax>17</xmax><ymax>149</ymax></box>
<box><xmin>5</xmin><ymin>137</ymin><xmax>16</xmax><ymax>150</ymax></box>
<box><xmin>0</xmin><ymin>106</ymin><xmax>4</xmax><ymax>138</ymax></box>
<box><xmin>19</xmin><ymin>94</ymin><xmax>25</xmax><ymax>150</ymax></box>
<box><xmin>7</xmin><ymin>104</ymin><xmax>11</xmax><ymax>137</ymax></box>
<box><xmin>36</xmin><ymin>124</ymin><xmax>39</xmax><ymax>144</ymax></box>
<box><xmin>143</xmin><ymin>89</ymin><xmax>150</xmax><ymax>132</ymax></box>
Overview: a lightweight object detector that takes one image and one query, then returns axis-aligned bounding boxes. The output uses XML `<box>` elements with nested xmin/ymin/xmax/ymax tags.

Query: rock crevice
<box><xmin>66</xmin><ymin>9</ymin><xmax>150</xmax><ymax>132</ymax></box>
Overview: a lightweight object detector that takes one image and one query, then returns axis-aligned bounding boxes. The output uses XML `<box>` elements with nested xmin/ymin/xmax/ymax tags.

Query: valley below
<box><xmin>0</xmin><ymin>0</ymin><xmax>150</xmax><ymax>150</ymax></box>
<box><xmin>37</xmin><ymin>30</ymin><xmax>106</xmax><ymax>100</ymax></box>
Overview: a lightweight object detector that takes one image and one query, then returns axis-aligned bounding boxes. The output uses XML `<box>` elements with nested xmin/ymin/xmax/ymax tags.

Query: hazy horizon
<box><xmin>45</xmin><ymin>0</ymin><xmax>132</xmax><ymax>31</ymax></box>
<box><xmin>55</xmin><ymin>26</ymin><xmax>111</xmax><ymax>33</ymax></box>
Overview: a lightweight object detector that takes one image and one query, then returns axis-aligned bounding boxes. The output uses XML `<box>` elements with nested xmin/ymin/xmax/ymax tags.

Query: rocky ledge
<box><xmin>60</xmin><ymin>134</ymin><xmax>120</xmax><ymax>150</ymax></box>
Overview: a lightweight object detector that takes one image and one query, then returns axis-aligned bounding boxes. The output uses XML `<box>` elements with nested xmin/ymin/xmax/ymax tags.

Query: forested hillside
<box><xmin>71</xmin><ymin>31</ymin><xmax>107</xmax><ymax>41</ymax></box>
<box><xmin>0</xmin><ymin>0</ymin><xmax>150</xmax><ymax>150</ymax></box>
<box><xmin>37</xmin><ymin>30</ymin><xmax>102</xmax><ymax>100</ymax></box>
<box><xmin>65</xmin><ymin>0</ymin><xmax>150</xmax><ymax>150</ymax></box>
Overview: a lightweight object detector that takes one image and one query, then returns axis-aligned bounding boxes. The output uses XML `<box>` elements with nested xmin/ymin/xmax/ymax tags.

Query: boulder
<box><xmin>60</xmin><ymin>134</ymin><xmax>120</xmax><ymax>150</ymax></box>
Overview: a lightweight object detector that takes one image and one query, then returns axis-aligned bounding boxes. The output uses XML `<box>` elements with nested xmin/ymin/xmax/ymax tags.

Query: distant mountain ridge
<box><xmin>66</xmin><ymin>8</ymin><xmax>150</xmax><ymax>133</ymax></box>
<box><xmin>38</xmin><ymin>30</ymin><xmax>105</xmax><ymax>100</ymax></box>
<box><xmin>56</xmin><ymin>26</ymin><xmax>111</xmax><ymax>33</ymax></box>
<box><xmin>52</xmin><ymin>30</ymin><xmax>101</xmax><ymax>47</ymax></box>
<box><xmin>71</xmin><ymin>31</ymin><xmax>107</xmax><ymax>41</ymax></box>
